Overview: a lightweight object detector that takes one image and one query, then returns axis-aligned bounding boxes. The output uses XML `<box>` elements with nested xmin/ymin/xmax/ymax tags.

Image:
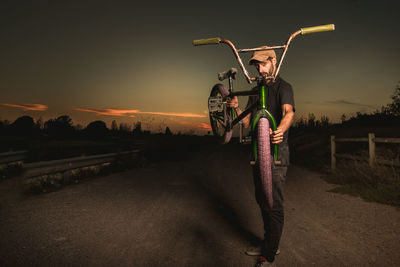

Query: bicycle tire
<box><xmin>257</xmin><ymin>117</ymin><xmax>273</xmax><ymax>210</ymax></box>
<box><xmin>209</xmin><ymin>84</ymin><xmax>232</xmax><ymax>144</ymax></box>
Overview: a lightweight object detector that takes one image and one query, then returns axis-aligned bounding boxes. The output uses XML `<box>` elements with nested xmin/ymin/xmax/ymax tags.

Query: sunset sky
<box><xmin>1</xmin><ymin>0</ymin><xmax>399</xmax><ymax>134</ymax></box>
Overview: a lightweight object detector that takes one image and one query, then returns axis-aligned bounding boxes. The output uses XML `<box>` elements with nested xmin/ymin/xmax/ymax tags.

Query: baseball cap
<box><xmin>248</xmin><ymin>46</ymin><xmax>276</xmax><ymax>65</ymax></box>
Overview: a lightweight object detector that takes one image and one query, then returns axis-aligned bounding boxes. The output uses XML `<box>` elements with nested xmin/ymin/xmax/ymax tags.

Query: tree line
<box><xmin>293</xmin><ymin>83</ymin><xmax>400</xmax><ymax>129</ymax></box>
<box><xmin>0</xmin><ymin>115</ymin><xmax>169</xmax><ymax>138</ymax></box>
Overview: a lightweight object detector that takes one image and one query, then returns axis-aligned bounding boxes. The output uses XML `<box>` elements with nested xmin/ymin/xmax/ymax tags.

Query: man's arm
<box><xmin>226</xmin><ymin>96</ymin><xmax>251</xmax><ymax>128</ymax></box>
<box><xmin>270</xmin><ymin>104</ymin><xmax>295</xmax><ymax>144</ymax></box>
<box><xmin>234</xmin><ymin>107</ymin><xmax>251</xmax><ymax>128</ymax></box>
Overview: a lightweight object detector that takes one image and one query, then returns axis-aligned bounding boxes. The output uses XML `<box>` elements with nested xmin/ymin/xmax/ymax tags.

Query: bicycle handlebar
<box><xmin>192</xmin><ymin>37</ymin><xmax>222</xmax><ymax>46</ymax></box>
<box><xmin>300</xmin><ymin>24</ymin><xmax>335</xmax><ymax>35</ymax></box>
<box><xmin>193</xmin><ymin>24</ymin><xmax>335</xmax><ymax>83</ymax></box>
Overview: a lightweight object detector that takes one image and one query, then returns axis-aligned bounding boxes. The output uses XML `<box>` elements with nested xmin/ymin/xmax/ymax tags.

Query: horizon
<box><xmin>1</xmin><ymin>1</ymin><xmax>399</xmax><ymax>134</ymax></box>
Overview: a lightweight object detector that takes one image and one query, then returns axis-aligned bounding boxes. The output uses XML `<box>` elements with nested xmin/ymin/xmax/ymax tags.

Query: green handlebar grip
<box><xmin>300</xmin><ymin>24</ymin><xmax>335</xmax><ymax>35</ymax></box>
<box><xmin>192</xmin><ymin>37</ymin><xmax>222</xmax><ymax>46</ymax></box>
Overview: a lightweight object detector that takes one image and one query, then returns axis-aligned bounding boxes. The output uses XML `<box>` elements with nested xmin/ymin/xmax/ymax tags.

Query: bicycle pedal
<box><xmin>250</xmin><ymin>161</ymin><xmax>255</xmax><ymax>165</ymax></box>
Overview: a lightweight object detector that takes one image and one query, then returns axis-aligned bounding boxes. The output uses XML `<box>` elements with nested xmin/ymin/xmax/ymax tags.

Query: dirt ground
<box><xmin>1</xmin><ymin>143</ymin><xmax>399</xmax><ymax>266</ymax></box>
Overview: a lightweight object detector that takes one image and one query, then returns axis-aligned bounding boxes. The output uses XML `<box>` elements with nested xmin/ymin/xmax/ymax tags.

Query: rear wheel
<box><xmin>208</xmin><ymin>84</ymin><xmax>232</xmax><ymax>144</ymax></box>
<box><xmin>257</xmin><ymin>117</ymin><xmax>273</xmax><ymax>210</ymax></box>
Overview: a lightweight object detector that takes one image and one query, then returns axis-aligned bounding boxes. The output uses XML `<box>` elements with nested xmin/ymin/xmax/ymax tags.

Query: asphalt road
<box><xmin>1</xmin><ymin>144</ymin><xmax>399</xmax><ymax>266</ymax></box>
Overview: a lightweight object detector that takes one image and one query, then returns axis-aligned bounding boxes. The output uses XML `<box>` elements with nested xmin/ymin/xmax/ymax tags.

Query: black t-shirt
<box><xmin>245</xmin><ymin>76</ymin><xmax>295</xmax><ymax>165</ymax></box>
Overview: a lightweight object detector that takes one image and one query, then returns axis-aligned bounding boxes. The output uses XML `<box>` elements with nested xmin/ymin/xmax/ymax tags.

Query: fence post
<box><xmin>331</xmin><ymin>135</ymin><xmax>336</xmax><ymax>171</ymax></box>
<box><xmin>368</xmin><ymin>133</ymin><xmax>375</xmax><ymax>167</ymax></box>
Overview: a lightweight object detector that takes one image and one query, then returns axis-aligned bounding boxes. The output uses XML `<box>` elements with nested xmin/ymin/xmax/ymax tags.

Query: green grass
<box><xmin>290</xmin><ymin>125</ymin><xmax>400</xmax><ymax>206</ymax></box>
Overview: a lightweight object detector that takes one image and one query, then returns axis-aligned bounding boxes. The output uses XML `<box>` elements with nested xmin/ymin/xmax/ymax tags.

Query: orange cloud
<box><xmin>1</xmin><ymin>103</ymin><xmax>48</xmax><ymax>111</ymax></box>
<box><xmin>197</xmin><ymin>122</ymin><xmax>212</xmax><ymax>131</ymax></box>
<box><xmin>74</xmin><ymin>107</ymin><xmax>207</xmax><ymax>118</ymax></box>
<box><xmin>74</xmin><ymin>108</ymin><xmax>140</xmax><ymax>117</ymax></box>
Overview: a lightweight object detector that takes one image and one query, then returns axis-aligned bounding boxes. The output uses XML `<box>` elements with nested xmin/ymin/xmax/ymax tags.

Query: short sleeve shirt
<box><xmin>245</xmin><ymin>76</ymin><xmax>295</xmax><ymax>165</ymax></box>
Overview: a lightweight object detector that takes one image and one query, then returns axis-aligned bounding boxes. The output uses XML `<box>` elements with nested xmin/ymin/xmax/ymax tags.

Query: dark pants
<box><xmin>252</xmin><ymin>164</ymin><xmax>287</xmax><ymax>262</ymax></box>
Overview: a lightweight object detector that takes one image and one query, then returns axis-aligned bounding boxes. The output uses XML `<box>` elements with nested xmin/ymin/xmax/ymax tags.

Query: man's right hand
<box><xmin>226</xmin><ymin>96</ymin><xmax>238</xmax><ymax>108</ymax></box>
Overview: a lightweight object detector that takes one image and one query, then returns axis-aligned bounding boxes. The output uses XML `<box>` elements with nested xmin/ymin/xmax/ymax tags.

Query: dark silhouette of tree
<box><xmin>320</xmin><ymin>115</ymin><xmax>330</xmax><ymax>127</ymax></box>
<box><xmin>165</xmin><ymin>126</ymin><xmax>172</xmax><ymax>135</ymax></box>
<box><xmin>386</xmin><ymin>82</ymin><xmax>400</xmax><ymax>116</ymax></box>
<box><xmin>85</xmin><ymin>120</ymin><xmax>108</xmax><ymax>138</ymax></box>
<box><xmin>35</xmin><ymin>116</ymin><xmax>43</xmax><ymax>131</ymax></box>
<box><xmin>11</xmin><ymin>116</ymin><xmax>35</xmax><ymax>136</ymax></box>
<box><xmin>341</xmin><ymin>114</ymin><xmax>347</xmax><ymax>124</ymax></box>
<box><xmin>111</xmin><ymin>120</ymin><xmax>118</xmax><ymax>132</ymax></box>
<box><xmin>132</xmin><ymin>121</ymin><xmax>142</xmax><ymax>135</ymax></box>
<box><xmin>44</xmin><ymin>115</ymin><xmax>75</xmax><ymax>138</ymax></box>
<box><xmin>119</xmin><ymin>122</ymin><xmax>131</xmax><ymax>132</ymax></box>
<box><xmin>307</xmin><ymin>113</ymin><xmax>316</xmax><ymax>128</ymax></box>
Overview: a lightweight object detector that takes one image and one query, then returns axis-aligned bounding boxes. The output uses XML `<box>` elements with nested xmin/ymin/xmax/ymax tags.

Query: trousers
<box><xmin>252</xmin><ymin>164</ymin><xmax>287</xmax><ymax>262</ymax></box>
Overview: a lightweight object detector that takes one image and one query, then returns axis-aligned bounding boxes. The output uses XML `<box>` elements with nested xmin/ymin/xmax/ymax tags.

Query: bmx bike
<box><xmin>193</xmin><ymin>24</ymin><xmax>335</xmax><ymax>209</ymax></box>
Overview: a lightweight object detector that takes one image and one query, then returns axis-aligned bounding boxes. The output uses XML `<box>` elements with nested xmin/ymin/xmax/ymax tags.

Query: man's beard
<box><xmin>267</xmin><ymin>65</ymin><xmax>276</xmax><ymax>77</ymax></box>
<box><xmin>261</xmin><ymin>66</ymin><xmax>275</xmax><ymax>77</ymax></box>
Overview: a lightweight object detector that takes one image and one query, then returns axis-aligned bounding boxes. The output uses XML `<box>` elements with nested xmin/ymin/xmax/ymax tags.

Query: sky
<box><xmin>1</xmin><ymin>0</ymin><xmax>399</xmax><ymax>134</ymax></box>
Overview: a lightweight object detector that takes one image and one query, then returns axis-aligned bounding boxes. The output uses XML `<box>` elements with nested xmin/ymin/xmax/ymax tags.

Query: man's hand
<box><xmin>270</xmin><ymin>128</ymin><xmax>284</xmax><ymax>144</ymax></box>
<box><xmin>226</xmin><ymin>96</ymin><xmax>238</xmax><ymax>108</ymax></box>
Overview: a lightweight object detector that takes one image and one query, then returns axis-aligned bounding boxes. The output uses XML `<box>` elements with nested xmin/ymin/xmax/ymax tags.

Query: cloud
<box><xmin>74</xmin><ymin>108</ymin><xmax>140</xmax><ymax>117</ymax></box>
<box><xmin>74</xmin><ymin>107</ymin><xmax>207</xmax><ymax>118</ymax></box>
<box><xmin>325</xmin><ymin>99</ymin><xmax>375</xmax><ymax>109</ymax></box>
<box><xmin>1</xmin><ymin>103</ymin><xmax>48</xmax><ymax>111</ymax></box>
<box><xmin>197</xmin><ymin>122</ymin><xmax>212</xmax><ymax>131</ymax></box>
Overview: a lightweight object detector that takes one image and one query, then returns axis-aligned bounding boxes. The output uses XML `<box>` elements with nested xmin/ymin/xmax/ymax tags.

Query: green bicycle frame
<box><xmin>223</xmin><ymin>84</ymin><xmax>279</xmax><ymax>163</ymax></box>
<box><xmin>250</xmin><ymin>85</ymin><xmax>278</xmax><ymax>163</ymax></box>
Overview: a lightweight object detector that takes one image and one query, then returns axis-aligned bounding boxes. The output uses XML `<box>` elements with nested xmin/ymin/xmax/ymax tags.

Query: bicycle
<box><xmin>193</xmin><ymin>24</ymin><xmax>335</xmax><ymax>209</ymax></box>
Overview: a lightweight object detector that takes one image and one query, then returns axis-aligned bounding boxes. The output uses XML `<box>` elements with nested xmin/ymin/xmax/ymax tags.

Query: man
<box><xmin>227</xmin><ymin>47</ymin><xmax>295</xmax><ymax>266</ymax></box>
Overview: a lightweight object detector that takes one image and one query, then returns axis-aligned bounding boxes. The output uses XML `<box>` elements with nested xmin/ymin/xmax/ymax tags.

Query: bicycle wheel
<box><xmin>208</xmin><ymin>83</ymin><xmax>232</xmax><ymax>144</ymax></box>
<box><xmin>257</xmin><ymin>117</ymin><xmax>273</xmax><ymax>210</ymax></box>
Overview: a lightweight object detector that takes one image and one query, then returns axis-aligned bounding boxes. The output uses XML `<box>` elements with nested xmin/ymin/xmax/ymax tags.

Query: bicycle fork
<box><xmin>251</xmin><ymin>85</ymin><xmax>280</xmax><ymax>165</ymax></box>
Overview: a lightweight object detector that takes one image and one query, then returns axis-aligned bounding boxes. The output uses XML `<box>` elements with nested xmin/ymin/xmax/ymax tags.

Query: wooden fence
<box><xmin>331</xmin><ymin>133</ymin><xmax>400</xmax><ymax>171</ymax></box>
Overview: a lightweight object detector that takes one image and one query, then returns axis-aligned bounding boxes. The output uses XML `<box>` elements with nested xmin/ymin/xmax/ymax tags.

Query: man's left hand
<box><xmin>269</xmin><ymin>128</ymin><xmax>284</xmax><ymax>144</ymax></box>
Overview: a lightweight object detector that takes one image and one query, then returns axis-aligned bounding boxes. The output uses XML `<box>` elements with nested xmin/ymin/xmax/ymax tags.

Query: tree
<box><xmin>44</xmin><ymin>115</ymin><xmax>75</xmax><ymax>138</ymax></box>
<box><xmin>11</xmin><ymin>116</ymin><xmax>35</xmax><ymax>136</ymax></box>
<box><xmin>386</xmin><ymin>83</ymin><xmax>400</xmax><ymax>116</ymax></box>
<box><xmin>320</xmin><ymin>115</ymin><xmax>330</xmax><ymax>127</ymax></box>
<box><xmin>165</xmin><ymin>126</ymin><xmax>172</xmax><ymax>135</ymax></box>
<box><xmin>132</xmin><ymin>121</ymin><xmax>142</xmax><ymax>135</ymax></box>
<box><xmin>340</xmin><ymin>114</ymin><xmax>347</xmax><ymax>124</ymax></box>
<box><xmin>35</xmin><ymin>116</ymin><xmax>43</xmax><ymax>130</ymax></box>
<box><xmin>111</xmin><ymin>120</ymin><xmax>118</xmax><ymax>132</ymax></box>
<box><xmin>307</xmin><ymin>113</ymin><xmax>316</xmax><ymax>128</ymax></box>
<box><xmin>85</xmin><ymin>120</ymin><xmax>108</xmax><ymax>138</ymax></box>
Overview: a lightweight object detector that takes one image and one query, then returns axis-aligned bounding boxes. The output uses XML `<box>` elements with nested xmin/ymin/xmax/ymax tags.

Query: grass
<box><xmin>0</xmin><ymin>162</ymin><xmax>24</xmax><ymax>180</ymax></box>
<box><xmin>290</xmin><ymin>126</ymin><xmax>400</xmax><ymax>206</ymax></box>
<box><xmin>24</xmin><ymin>152</ymin><xmax>147</xmax><ymax>194</ymax></box>
<box><xmin>326</xmin><ymin>159</ymin><xmax>400</xmax><ymax>206</ymax></box>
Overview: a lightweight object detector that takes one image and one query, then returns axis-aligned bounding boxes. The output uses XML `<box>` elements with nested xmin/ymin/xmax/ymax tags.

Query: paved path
<box><xmin>1</xmin><ymin>144</ymin><xmax>399</xmax><ymax>266</ymax></box>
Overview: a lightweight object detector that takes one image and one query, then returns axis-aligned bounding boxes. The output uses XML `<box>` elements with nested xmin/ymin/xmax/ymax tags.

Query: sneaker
<box><xmin>246</xmin><ymin>246</ymin><xmax>280</xmax><ymax>256</ymax></box>
<box><xmin>255</xmin><ymin>257</ymin><xmax>277</xmax><ymax>267</ymax></box>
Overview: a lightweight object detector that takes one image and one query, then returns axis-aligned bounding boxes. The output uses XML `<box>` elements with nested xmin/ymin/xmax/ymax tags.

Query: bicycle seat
<box><xmin>218</xmin><ymin>68</ymin><xmax>237</xmax><ymax>81</ymax></box>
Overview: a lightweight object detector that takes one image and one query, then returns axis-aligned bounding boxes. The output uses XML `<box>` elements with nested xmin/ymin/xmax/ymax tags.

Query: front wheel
<box><xmin>257</xmin><ymin>117</ymin><xmax>273</xmax><ymax>210</ymax></box>
<box><xmin>208</xmin><ymin>84</ymin><xmax>232</xmax><ymax>144</ymax></box>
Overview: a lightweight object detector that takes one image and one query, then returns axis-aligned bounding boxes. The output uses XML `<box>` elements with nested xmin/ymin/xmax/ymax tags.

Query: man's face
<box><xmin>254</xmin><ymin>58</ymin><xmax>276</xmax><ymax>77</ymax></box>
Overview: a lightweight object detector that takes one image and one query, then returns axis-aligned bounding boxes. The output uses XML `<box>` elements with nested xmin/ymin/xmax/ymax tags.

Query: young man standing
<box><xmin>227</xmin><ymin>47</ymin><xmax>295</xmax><ymax>266</ymax></box>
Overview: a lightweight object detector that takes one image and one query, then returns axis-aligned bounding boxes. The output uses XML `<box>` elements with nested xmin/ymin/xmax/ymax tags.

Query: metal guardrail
<box><xmin>0</xmin><ymin>150</ymin><xmax>27</xmax><ymax>164</ymax></box>
<box><xmin>331</xmin><ymin>133</ymin><xmax>400</xmax><ymax>171</ymax></box>
<box><xmin>24</xmin><ymin>150</ymin><xmax>141</xmax><ymax>178</ymax></box>
<box><xmin>0</xmin><ymin>148</ymin><xmax>143</xmax><ymax>178</ymax></box>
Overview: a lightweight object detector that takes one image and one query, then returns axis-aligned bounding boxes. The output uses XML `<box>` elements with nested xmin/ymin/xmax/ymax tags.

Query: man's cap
<box><xmin>248</xmin><ymin>46</ymin><xmax>276</xmax><ymax>65</ymax></box>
